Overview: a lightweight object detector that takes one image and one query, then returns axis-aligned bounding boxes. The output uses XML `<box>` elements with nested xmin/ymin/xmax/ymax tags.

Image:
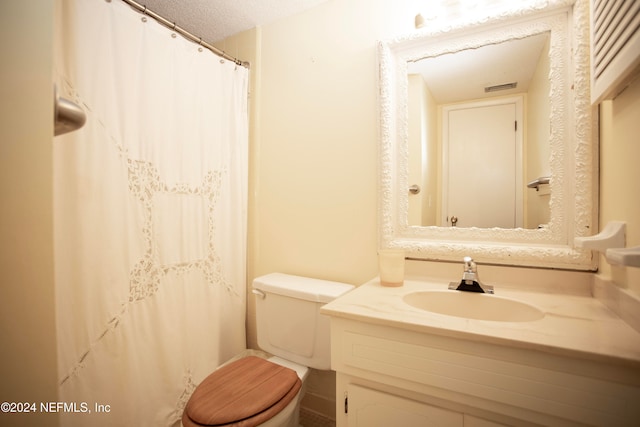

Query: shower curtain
<box><xmin>53</xmin><ymin>0</ymin><xmax>248</xmax><ymax>425</ymax></box>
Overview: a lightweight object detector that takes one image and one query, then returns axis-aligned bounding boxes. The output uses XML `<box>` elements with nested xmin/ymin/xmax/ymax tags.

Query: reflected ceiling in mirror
<box><xmin>408</xmin><ymin>33</ymin><xmax>548</xmax><ymax>104</ymax></box>
<box><xmin>378</xmin><ymin>0</ymin><xmax>597</xmax><ymax>270</ymax></box>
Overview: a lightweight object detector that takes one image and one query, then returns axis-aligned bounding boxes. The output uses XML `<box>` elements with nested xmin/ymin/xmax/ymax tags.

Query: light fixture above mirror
<box><xmin>378</xmin><ymin>0</ymin><xmax>597</xmax><ymax>270</ymax></box>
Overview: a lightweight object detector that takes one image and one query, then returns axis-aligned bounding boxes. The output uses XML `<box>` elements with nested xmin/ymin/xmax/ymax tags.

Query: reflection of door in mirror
<box><xmin>443</xmin><ymin>98</ymin><xmax>522</xmax><ymax>228</ymax></box>
<box><xmin>407</xmin><ymin>32</ymin><xmax>551</xmax><ymax>229</ymax></box>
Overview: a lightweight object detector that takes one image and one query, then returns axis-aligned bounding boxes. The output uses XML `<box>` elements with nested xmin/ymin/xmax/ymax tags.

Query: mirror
<box><xmin>378</xmin><ymin>0</ymin><xmax>597</xmax><ymax>270</ymax></box>
<box><xmin>407</xmin><ymin>33</ymin><xmax>550</xmax><ymax>229</ymax></box>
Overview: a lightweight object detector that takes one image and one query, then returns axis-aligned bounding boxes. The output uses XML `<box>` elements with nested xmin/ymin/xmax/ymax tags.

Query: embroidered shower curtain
<box><xmin>53</xmin><ymin>0</ymin><xmax>248</xmax><ymax>425</ymax></box>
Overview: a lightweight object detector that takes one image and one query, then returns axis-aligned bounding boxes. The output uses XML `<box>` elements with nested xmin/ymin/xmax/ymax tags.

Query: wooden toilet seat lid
<box><xmin>183</xmin><ymin>356</ymin><xmax>302</xmax><ymax>427</ymax></box>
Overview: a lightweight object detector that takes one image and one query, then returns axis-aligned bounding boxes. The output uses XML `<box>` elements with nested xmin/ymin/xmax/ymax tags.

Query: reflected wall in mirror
<box><xmin>378</xmin><ymin>0</ymin><xmax>597</xmax><ymax>270</ymax></box>
<box><xmin>407</xmin><ymin>33</ymin><xmax>551</xmax><ymax>229</ymax></box>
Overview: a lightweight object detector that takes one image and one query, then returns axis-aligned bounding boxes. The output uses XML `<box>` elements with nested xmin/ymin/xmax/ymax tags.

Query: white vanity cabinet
<box><xmin>328</xmin><ymin>314</ymin><xmax>640</xmax><ymax>427</ymax></box>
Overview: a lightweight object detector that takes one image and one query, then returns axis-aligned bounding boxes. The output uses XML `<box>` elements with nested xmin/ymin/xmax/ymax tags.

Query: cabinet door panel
<box><xmin>347</xmin><ymin>384</ymin><xmax>462</xmax><ymax>427</ymax></box>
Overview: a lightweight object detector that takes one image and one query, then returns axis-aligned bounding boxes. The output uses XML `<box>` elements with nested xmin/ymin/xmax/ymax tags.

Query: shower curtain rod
<box><xmin>119</xmin><ymin>0</ymin><xmax>249</xmax><ymax>68</ymax></box>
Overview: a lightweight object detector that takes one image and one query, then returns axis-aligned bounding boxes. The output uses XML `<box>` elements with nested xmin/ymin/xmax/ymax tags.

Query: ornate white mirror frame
<box><xmin>378</xmin><ymin>0</ymin><xmax>597</xmax><ymax>270</ymax></box>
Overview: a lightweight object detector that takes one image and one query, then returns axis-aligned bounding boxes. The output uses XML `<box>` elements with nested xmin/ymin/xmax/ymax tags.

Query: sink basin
<box><xmin>402</xmin><ymin>290</ymin><xmax>544</xmax><ymax>322</ymax></box>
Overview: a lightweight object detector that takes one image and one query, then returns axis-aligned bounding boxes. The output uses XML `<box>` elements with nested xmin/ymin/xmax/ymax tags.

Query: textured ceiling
<box><xmin>138</xmin><ymin>0</ymin><xmax>330</xmax><ymax>43</ymax></box>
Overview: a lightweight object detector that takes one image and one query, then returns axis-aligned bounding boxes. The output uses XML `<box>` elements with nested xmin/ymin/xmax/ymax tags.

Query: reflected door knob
<box><xmin>451</xmin><ymin>216</ymin><xmax>458</xmax><ymax>226</ymax></box>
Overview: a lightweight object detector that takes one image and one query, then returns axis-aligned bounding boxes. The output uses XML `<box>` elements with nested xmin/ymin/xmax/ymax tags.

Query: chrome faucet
<box><xmin>448</xmin><ymin>257</ymin><xmax>494</xmax><ymax>294</ymax></box>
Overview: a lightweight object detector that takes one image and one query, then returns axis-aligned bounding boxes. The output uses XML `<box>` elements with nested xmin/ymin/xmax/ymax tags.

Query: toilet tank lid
<box><xmin>253</xmin><ymin>273</ymin><xmax>354</xmax><ymax>303</ymax></box>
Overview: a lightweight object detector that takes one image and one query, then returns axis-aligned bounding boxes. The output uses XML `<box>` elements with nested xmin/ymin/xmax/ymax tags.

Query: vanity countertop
<box><xmin>321</xmin><ymin>277</ymin><xmax>640</xmax><ymax>368</ymax></box>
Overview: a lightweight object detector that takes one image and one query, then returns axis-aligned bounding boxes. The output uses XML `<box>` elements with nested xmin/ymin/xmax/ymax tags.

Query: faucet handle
<box><xmin>462</xmin><ymin>257</ymin><xmax>478</xmax><ymax>282</ymax></box>
<box><xmin>463</xmin><ymin>256</ymin><xmax>476</xmax><ymax>272</ymax></box>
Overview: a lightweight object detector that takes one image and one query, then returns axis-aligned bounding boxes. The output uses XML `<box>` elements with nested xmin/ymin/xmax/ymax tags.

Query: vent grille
<box><xmin>484</xmin><ymin>82</ymin><xmax>518</xmax><ymax>93</ymax></box>
<box><xmin>591</xmin><ymin>0</ymin><xmax>640</xmax><ymax>103</ymax></box>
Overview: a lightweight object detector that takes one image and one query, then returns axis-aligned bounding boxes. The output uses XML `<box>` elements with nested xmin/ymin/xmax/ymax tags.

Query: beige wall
<box><xmin>0</xmin><ymin>1</ymin><xmax>59</xmax><ymax>426</ymax></box>
<box><xmin>236</xmin><ymin>0</ymin><xmax>639</xmax><ymax>419</ymax></box>
<box><xmin>254</xmin><ymin>0</ymin><xmax>390</xmax><ymax>288</ymax></box>
<box><xmin>251</xmin><ymin>0</ymin><xmax>422</xmax><ymax>290</ymax></box>
<box><xmin>598</xmin><ymin>78</ymin><xmax>640</xmax><ymax>294</ymax></box>
<box><xmin>245</xmin><ymin>0</ymin><xmax>418</xmax><ymax>365</ymax></box>
<box><xmin>246</xmin><ymin>0</ymin><xmax>422</xmax><ymax>415</ymax></box>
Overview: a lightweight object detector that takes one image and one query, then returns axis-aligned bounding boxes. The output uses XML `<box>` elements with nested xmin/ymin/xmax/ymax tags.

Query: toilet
<box><xmin>182</xmin><ymin>273</ymin><xmax>354</xmax><ymax>427</ymax></box>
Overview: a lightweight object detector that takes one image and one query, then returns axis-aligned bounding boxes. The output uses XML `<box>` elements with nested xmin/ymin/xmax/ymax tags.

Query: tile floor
<box><xmin>300</xmin><ymin>407</ymin><xmax>336</xmax><ymax>427</ymax></box>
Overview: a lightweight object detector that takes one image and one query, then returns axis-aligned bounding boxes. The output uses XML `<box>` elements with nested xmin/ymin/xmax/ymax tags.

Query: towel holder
<box><xmin>606</xmin><ymin>247</ymin><xmax>640</xmax><ymax>268</ymax></box>
<box><xmin>526</xmin><ymin>176</ymin><xmax>550</xmax><ymax>191</ymax></box>
<box><xmin>574</xmin><ymin>221</ymin><xmax>625</xmax><ymax>253</ymax></box>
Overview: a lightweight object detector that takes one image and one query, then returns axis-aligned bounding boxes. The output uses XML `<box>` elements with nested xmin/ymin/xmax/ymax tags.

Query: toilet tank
<box><xmin>252</xmin><ymin>273</ymin><xmax>354</xmax><ymax>370</ymax></box>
